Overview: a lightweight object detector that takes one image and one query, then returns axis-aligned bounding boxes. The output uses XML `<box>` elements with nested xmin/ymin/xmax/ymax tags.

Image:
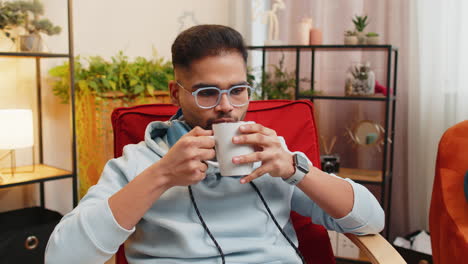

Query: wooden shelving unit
<box><xmin>0</xmin><ymin>164</ymin><xmax>72</xmax><ymax>188</ymax></box>
<box><xmin>338</xmin><ymin>168</ymin><xmax>383</xmax><ymax>184</ymax></box>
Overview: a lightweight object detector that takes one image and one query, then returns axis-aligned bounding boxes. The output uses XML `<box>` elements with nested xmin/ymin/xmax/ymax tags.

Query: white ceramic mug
<box><xmin>206</xmin><ymin>121</ymin><xmax>255</xmax><ymax>176</ymax></box>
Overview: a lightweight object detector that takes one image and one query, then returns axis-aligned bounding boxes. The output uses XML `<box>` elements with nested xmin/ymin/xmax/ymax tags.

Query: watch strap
<box><xmin>283</xmin><ymin>154</ymin><xmax>309</xmax><ymax>185</ymax></box>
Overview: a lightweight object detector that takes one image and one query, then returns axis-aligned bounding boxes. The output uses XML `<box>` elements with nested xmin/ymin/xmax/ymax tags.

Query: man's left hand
<box><xmin>232</xmin><ymin>123</ymin><xmax>295</xmax><ymax>184</ymax></box>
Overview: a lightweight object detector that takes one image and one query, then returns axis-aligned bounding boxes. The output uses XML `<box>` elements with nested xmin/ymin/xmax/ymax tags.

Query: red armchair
<box><xmin>430</xmin><ymin>120</ymin><xmax>468</xmax><ymax>264</ymax></box>
<box><xmin>111</xmin><ymin>100</ymin><xmax>404</xmax><ymax>264</ymax></box>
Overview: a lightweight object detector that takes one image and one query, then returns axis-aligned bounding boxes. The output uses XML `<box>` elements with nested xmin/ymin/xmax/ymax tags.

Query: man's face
<box><xmin>170</xmin><ymin>52</ymin><xmax>249</xmax><ymax>130</ymax></box>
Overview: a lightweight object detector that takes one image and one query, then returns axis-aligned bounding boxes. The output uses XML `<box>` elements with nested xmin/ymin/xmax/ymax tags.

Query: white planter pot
<box><xmin>19</xmin><ymin>34</ymin><xmax>42</xmax><ymax>52</ymax></box>
<box><xmin>344</xmin><ymin>36</ymin><xmax>358</xmax><ymax>45</ymax></box>
<box><xmin>356</xmin><ymin>32</ymin><xmax>366</xmax><ymax>44</ymax></box>
<box><xmin>366</xmin><ymin>36</ymin><xmax>380</xmax><ymax>45</ymax></box>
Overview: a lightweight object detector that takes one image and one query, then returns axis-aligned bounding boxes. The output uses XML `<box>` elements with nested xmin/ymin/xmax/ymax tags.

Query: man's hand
<box><xmin>155</xmin><ymin>126</ymin><xmax>215</xmax><ymax>187</ymax></box>
<box><xmin>231</xmin><ymin>123</ymin><xmax>295</xmax><ymax>184</ymax></box>
<box><xmin>109</xmin><ymin>126</ymin><xmax>214</xmax><ymax>230</ymax></box>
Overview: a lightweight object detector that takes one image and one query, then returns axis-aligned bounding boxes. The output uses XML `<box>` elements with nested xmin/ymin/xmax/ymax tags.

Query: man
<box><xmin>46</xmin><ymin>25</ymin><xmax>384</xmax><ymax>264</ymax></box>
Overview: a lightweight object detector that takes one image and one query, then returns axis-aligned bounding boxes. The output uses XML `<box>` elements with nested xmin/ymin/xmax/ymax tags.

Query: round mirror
<box><xmin>347</xmin><ymin>120</ymin><xmax>384</xmax><ymax>147</ymax></box>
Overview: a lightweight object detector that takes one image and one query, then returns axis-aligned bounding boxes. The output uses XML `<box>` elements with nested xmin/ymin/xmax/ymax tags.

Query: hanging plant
<box><xmin>48</xmin><ymin>51</ymin><xmax>174</xmax><ymax>104</ymax></box>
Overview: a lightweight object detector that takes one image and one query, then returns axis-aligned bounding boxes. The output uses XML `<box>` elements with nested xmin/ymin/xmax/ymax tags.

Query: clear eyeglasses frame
<box><xmin>176</xmin><ymin>81</ymin><xmax>253</xmax><ymax>109</ymax></box>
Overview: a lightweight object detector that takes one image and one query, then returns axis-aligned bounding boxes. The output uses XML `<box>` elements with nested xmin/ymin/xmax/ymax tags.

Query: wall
<box><xmin>0</xmin><ymin>0</ymin><xmax>247</xmax><ymax>215</ymax></box>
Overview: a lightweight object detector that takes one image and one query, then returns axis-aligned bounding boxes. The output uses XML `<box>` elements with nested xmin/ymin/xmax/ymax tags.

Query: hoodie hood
<box><xmin>143</xmin><ymin>109</ymin><xmax>191</xmax><ymax>157</ymax></box>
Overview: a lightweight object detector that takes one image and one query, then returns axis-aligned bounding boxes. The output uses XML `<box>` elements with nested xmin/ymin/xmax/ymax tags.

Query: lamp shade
<box><xmin>0</xmin><ymin>109</ymin><xmax>34</xmax><ymax>149</ymax></box>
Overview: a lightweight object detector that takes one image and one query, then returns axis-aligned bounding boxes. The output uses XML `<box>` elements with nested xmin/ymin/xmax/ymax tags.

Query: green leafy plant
<box><xmin>352</xmin><ymin>15</ymin><xmax>368</xmax><ymax>33</ymax></box>
<box><xmin>0</xmin><ymin>1</ymin><xmax>24</xmax><ymax>42</ymax></box>
<box><xmin>246</xmin><ymin>66</ymin><xmax>256</xmax><ymax>86</ymax></box>
<box><xmin>257</xmin><ymin>55</ymin><xmax>296</xmax><ymax>100</ymax></box>
<box><xmin>366</xmin><ymin>32</ymin><xmax>379</xmax><ymax>37</ymax></box>
<box><xmin>49</xmin><ymin>51</ymin><xmax>174</xmax><ymax>104</ymax></box>
<box><xmin>15</xmin><ymin>0</ymin><xmax>61</xmax><ymax>36</ymax></box>
<box><xmin>299</xmin><ymin>89</ymin><xmax>322</xmax><ymax>96</ymax></box>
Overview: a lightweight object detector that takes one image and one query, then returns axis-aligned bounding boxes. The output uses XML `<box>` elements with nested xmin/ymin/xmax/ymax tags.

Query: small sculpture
<box><xmin>253</xmin><ymin>0</ymin><xmax>286</xmax><ymax>45</ymax></box>
<box><xmin>177</xmin><ymin>11</ymin><xmax>199</xmax><ymax>32</ymax></box>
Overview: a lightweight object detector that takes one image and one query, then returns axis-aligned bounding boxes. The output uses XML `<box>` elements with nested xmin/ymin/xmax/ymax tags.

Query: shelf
<box><xmin>0</xmin><ymin>164</ymin><xmax>73</xmax><ymax>188</ymax></box>
<box><xmin>247</xmin><ymin>44</ymin><xmax>397</xmax><ymax>51</ymax></box>
<box><xmin>299</xmin><ymin>94</ymin><xmax>393</xmax><ymax>101</ymax></box>
<box><xmin>0</xmin><ymin>52</ymin><xmax>69</xmax><ymax>58</ymax></box>
<box><xmin>337</xmin><ymin>168</ymin><xmax>383</xmax><ymax>184</ymax></box>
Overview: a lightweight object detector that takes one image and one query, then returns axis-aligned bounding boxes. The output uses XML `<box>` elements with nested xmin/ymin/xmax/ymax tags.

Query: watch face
<box><xmin>295</xmin><ymin>154</ymin><xmax>309</xmax><ymax>173</ymax></box>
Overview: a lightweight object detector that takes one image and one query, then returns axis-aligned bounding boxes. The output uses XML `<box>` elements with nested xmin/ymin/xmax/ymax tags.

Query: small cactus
<box><xmin>352</xmin><ymin>15</ymin><xmax>368</xmax><ymax>32</ymax></box>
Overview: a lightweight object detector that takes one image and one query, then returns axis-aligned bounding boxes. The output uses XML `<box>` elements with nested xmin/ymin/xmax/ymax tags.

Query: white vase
<box><xmin>18</xmin><ymin>34</ymin><xmax>42</xmax><ymax>52</ymax></box>
<box><xmin>297</xmin><ymin>18</ymin><xmax>312</xmax><ymax>45</ymax></box>
<box><xmin>344</xmin><ymin>36</ymin><xmax>358</xmax><ymax>45</ymax></box>
<box><xmin>356</xmin><ymin>32</ymin><xmax>366</xmax><ymax>44</ymax></box>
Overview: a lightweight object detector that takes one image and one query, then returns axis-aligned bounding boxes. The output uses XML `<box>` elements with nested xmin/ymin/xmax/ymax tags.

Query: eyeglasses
<box><xmin>176</xmin><ymin>81</ymin><xmax>253</xmax><ymax>109</ymax></box>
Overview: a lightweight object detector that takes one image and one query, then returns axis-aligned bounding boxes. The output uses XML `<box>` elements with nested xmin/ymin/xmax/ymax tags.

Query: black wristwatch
<box><xmin>283</xmin><ymin>154</ymin><xmax>310</xmax><ymax>185</ymax></box>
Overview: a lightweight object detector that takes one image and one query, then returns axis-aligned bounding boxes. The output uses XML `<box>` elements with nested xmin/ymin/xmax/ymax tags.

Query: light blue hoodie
<box><xmin>45</xmin><ymin>118</ymin><xmax>384</xmax><ymax>264</ymax></box>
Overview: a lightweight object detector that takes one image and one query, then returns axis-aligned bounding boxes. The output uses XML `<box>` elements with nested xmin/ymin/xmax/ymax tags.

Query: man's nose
<box><xmin>215</xmin><ymin>93</ymin><xmax>233</xmax><ymax>112</ymax></box>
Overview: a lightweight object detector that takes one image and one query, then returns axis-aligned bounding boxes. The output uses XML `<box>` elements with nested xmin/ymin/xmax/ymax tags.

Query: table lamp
<box><xmin>0</xmin><ymin>109</ymin><xmax>34</xmax><ymax>178</ymax></box>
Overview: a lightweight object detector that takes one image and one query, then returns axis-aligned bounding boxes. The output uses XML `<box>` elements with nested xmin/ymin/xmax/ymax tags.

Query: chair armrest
<box><xmin>345</xmin><ymin>233</ymin><xmax>406</xmax><ymax>264</ymax></box>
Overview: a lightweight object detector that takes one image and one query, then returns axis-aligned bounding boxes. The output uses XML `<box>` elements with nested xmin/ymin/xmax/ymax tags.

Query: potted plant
<box><xmin>366</xmin><ymin>32</ymin><xmax>380</xmax><ymax>45</ymax></box>
<box><xmin>344</xmin><ymin>30</ymin><xmax>358</xmax><ymax>45</ymax></box>
<box><xmin>49</xmin><ymin>51</ymin><xmax>173</xmax><ymax>103</ymax></box>
<box><xmin>352</xmin><ymin>15</ymin><xmax>368</xmax><ymax>44</ymax></box>
<box><xmin>345</xmin><ymin>62</ymin><xmax>375</xmax><ymax>96</ymax></box>
<box><xmin>256</xmin><ymin>55</ymin><xmax>296</xmax><ymax>100</ymax></box>
<box><xmin>14</xmin><ymin>0</ymin><xmax>61</xmax><ymax>52</ymax></box>
<box><xmin>0</xmin><ymin>1</ymin><xmax>23</xmax><ymax>46</ymax></box>
<box><xmin>49</xmin><ymin>51</ymin><xmax>174</xmax><ymax>196</ymax></box>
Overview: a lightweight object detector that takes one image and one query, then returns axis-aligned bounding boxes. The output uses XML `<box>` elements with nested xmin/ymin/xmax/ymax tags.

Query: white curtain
<box><xmin>408</xmin><ymin>0</ymin><xmax>468</xmax><ymax>232</ymax></box>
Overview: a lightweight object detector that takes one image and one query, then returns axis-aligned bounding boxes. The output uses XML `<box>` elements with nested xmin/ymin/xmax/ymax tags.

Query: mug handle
<box><xmin>204</xmin><ymin>160</ymin><xmax>219</xmax><ymax>168</ymax></box>
<box><xmin>204</xmin><ymin>135</ymin><xmax>219</xmax><ymax>167</ymax></box>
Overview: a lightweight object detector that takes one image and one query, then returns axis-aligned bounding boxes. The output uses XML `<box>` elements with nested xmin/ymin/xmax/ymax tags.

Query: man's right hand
<box><xmin>155</xmin><ymin>126</ymin><xmax>215</xmax><ymax>188</ymax></box>
<box><xmin>109</xmin><ymin>126</ymin><xmax>215</xmax><ymax>230</ymax></box>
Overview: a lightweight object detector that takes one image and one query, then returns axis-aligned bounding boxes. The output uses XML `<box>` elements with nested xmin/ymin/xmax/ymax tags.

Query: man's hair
<box><xmin>171</xmin><ymin>24</ymin><xmax>248</xmax><ymax>70</ymax></box>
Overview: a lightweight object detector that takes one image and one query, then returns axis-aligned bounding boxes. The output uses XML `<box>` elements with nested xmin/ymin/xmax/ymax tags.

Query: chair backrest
<box><xmin>112</xmin><ymin>99</ymin><xmax>335</xmax><ymax>264</ymax></box>
<box><xmin>430</xmin><ymin>120</ymin><xmax>468</xmax><ymax>264</ymax></box>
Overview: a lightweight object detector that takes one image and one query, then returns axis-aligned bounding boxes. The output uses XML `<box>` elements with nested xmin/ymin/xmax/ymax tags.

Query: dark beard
<box><xmin>204</xmin><ymin>110</ymin><xmax>251</xmax><ymax>130</ymax></box>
